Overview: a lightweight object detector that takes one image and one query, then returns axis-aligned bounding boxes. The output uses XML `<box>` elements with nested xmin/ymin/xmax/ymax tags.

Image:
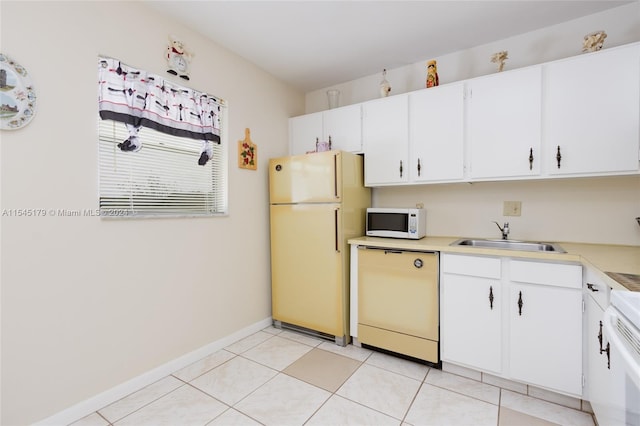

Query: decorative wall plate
<box><xmin>0</xmin><ymin>53</ymin><xmax>37</xmax><ymax>130</ymax></box>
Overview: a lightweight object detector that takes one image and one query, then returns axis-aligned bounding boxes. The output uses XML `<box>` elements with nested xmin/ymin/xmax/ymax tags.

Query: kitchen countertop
<box><xmin>348</xmin><ymin>236</ymin><xmax>640</xmax><ymax>292</ymax></box>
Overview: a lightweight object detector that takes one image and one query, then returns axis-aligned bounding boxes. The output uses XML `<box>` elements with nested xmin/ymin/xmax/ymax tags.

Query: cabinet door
<box><xmin>409</xmin><ymin>84</ymin><xmax>465</xmax><ymax>182</ymax></box>
<box><xmin>323</xmin><ymin>104</ymin><xmax>363</xmax><ymax>153</ymax></box>
<box><xmin>585</xmin><ymin>293</ymin><xmax>620</xmax><ymax>424</ymax></box>
<box><xmin>289</xmin><ymin>112</ymin><xmax>323</xmax><ymax>155</ymax></box>
<box><xmin>544</xmin><ymin>44</ymin><xmax>640</xmax><ymax>176</ymax></box>
<box><xmin>362</xmin><ymin>94</ymin><xmax>409</xmax><ymax>186</ymax></box>
<box><xmin>509</xmin><ymin>283</ymin><xmax>583</xmax><ymax>396</ymax></box>
<box><xmin>441</xmin><ymin>273</ymin><xmax>502</xmax><ymax>374</ymax></box>
<box><xmin>467</xmin><ymin>67</ymin><xmax>542</xmax><ymax>179</ymax></box>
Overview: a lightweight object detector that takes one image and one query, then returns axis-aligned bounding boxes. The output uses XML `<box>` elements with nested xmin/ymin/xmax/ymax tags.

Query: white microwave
<box><xmin>366</xmin><ymin>208</ymin><xmax>426</xmax><ymax>239</ymax></box>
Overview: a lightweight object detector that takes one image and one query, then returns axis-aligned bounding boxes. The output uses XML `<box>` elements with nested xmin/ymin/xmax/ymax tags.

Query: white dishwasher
<box><xmin>357</xmin><ymin>247</ymin><xmax>439</xmax><ymax>364</ymax></box>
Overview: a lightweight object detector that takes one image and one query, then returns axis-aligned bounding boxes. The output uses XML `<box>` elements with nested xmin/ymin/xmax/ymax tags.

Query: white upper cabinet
<box><xmin>289</xmin><ymin>104</ymin><xmax>363</xmax><ymax>155</ymax></box>
<box><xmin>467</xmin><ymin>66</ymin><xmax>542</xmax><ymax>180</ymax></box>
<box><xmin>289</xmin><ymin>111</ymin><xmax>323</xmax><ymax>155</ymax></box>
<box><xmin>322</xmin><ymin>104</ymin><xmax>363</xmax><ymax>153</ymax></box>
<box><xmin>362</xmin><ymin>94</ymin><xmax>410</xmax><ymax>186</ymax></box>
<box><xmin>290</xmin><ymin>42</ymin><xmax>639</xmax><ymax>184</ymax></box>
<box><xmin>543</xmin><ymin>44</ymin><xmax>640</xmax><ymax>176</ymax></box>
<box><xmin>409</xmin><ymin>83</ymin><xmax>465</xmax><ymax>182</ymax></box>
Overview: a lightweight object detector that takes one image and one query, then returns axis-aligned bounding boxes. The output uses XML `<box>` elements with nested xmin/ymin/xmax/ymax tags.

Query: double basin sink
<box><xmin>450</xmin><ymin>238</ymin><xmax>566</xmax><ymax>253</ymax></box>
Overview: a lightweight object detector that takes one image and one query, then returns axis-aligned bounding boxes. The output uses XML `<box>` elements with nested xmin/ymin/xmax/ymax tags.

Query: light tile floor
<box><xmin>70</xmin><ymin>326</ymin><xmax>595</xmax><ymax>426</ymax></box>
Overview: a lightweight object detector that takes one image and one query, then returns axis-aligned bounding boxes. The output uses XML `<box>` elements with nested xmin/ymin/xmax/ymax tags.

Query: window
<box><xmin>98</xmin><ymin>118</ymin><xmax>227</xmax><ymax>217</ymax></box>
<box><xmin>97</xmin><ymin>56</ymin><xmax>227</xmax><ymax>218</ymax></box>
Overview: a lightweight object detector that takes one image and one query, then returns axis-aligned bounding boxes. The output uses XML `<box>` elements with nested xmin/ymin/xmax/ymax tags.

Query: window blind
<box><xmin>98</xmin><ymin>117</ymin><xmax>227</xmax><ymax>217</ymax></box>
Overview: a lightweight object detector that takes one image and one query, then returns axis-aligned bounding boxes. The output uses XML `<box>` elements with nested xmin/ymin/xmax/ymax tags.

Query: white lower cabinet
<box><xmin>440</xmin><ymin>264</ymin><xmax>502</xmax><ymax>374</ymax></box>
<box><xmin>441</xmin><ymin>254</ymin><xmax>583</xmax><ymax>396</ymax></box>
<box><xmin>509</xmin><ymin>282</ymin><xmax>583</xmax><ymax>395</ymax></box>
<box><xmin>583</xmin><ymin>268</ymin><xmax>625</xmax><ymax>426</ymax></box>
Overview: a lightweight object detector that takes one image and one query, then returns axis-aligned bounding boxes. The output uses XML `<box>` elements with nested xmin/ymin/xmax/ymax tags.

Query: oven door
<box><xmin>603</xmin><ymin>304</ymin><xmax>640</xmax><ymax>426</ymax></box>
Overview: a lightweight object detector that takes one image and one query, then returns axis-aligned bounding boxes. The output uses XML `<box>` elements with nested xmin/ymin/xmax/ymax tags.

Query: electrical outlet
<box><xmin>503</xmin><ymin>201</ymin><xmax>522</xmax><ymax>216</ymax></box>
<box><xmin>416</xmin><ymin>203</ymin><xmax>424</xmax><ymax>209</ymax></box>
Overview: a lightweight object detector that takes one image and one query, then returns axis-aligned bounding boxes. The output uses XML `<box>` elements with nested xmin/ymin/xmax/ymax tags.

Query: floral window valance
<box><xmin>97</xmin><ymin>56</ymin><xmax>222</xmax><ymax>165</ymax></box>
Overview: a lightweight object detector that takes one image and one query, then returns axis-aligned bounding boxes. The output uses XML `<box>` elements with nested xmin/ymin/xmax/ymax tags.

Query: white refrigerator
<box><xmin>269</xmin><ymin>151</ymin><xmax>370</xmax><ymax>345</ymax></box>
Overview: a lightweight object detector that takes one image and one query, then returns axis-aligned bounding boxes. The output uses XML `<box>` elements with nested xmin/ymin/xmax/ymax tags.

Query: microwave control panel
<box><xmin>409</xmin><ymin>213</ymin><xmax>418</xmax><ymax>235</ymax></box>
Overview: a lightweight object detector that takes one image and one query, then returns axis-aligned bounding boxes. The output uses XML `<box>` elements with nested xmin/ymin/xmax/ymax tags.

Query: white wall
<box><xmin>0</xmin><ymin>2</ymin><xmax>302</xmax><ymax>424</ymax></box>
<box><xmin>306</xmin><ymin>3</ymin><xmax>640</xmax><ymax>111</ymax></box>
<box><xmin>373</xmin><ymin>176</ymin><xmax>640</xmax><ymax>246</ymax></box>
<box><xmin>306</xmin><ymin>3</ymin><xmax>640</xmax><ymax>246</ymax></box>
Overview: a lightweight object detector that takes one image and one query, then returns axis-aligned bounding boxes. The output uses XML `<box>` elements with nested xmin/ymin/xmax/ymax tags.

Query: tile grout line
<box><xmin>399</xmin><ymin>368</ymin><xmax>432</xmax><ymax>425</ymax></box>
<box><xmin>497</xmin><ymin>387</ymin><xmax>503</xmax><ymax>426</ymax></box>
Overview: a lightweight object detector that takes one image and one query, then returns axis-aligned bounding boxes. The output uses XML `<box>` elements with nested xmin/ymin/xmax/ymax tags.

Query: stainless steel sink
<box><xmin>450</xmin><ymin>238</ymin><xmax>566</xmax><ymax>253</ymax></box>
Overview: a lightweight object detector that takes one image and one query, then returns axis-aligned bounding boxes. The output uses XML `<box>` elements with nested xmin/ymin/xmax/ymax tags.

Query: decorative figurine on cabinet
<box><xmin>379</xmin><ymin>69</ymin><xmax>391</xmax><ymax>97</ymax></box>
<box><xmin>582</xmin><ymin>31</ymin><xmax>607</xmax><ymax>53</ymax></box>
<box><xmin>426</xmin><ymin>60</ymin><xmax>439</xmax><ymax>88</ymax></box>
<box><xmin>166</xmin><ymin>35</ymin><xmax>194</xmax><ymax>80</ymax></box>
<box><xmin>490</xmin><ymin>51</ymin><xmax>509</xmax><ymax>72</ymax></box>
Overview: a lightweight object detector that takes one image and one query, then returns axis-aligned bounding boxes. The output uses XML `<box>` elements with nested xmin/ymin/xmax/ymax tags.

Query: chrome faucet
<box><xmin>493</xmin><ymin>221</ymin><xmax>510</xmax><ymax>240</ymax></box>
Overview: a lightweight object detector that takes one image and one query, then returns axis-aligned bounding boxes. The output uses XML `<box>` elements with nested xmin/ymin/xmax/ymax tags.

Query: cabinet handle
<box><xmin>598</xmin><ymin>320</ymin><xmax>604</xmax><ymax>353</ymax></box>
<box><xmin>599</xmin><ymin>321</ymin><xmax>611</xmax><ymax>369</ymax></box>
<box><xmin>556</xmin><ymin>145</ymin><xmax>562</xmax><ymax>169</ymax></box>
<box><xmin>399</xmin><ymin>160</ymin><xmax>403</xmax><ymax>178</ymax></box>
<box><xmin>517</xmin><ymin>291</ymin><xmax>523</xmax><ymax>316</ymax></box>
<box><xmin>587</xmin><ymin>283</ymin><xmax>599</xmax><ymax>292</ymax></box>
<box><xmin>529</xmin><ymin>148</ymin><xmax>534</xmax><ymax>170</ymax></box>
<box><xmin>417</xmin><ymin>158</ymin><xmax>421</xmax><ymax>177</ymax></box>
<box><xmin>489</xmin><ymin>286</ymin><xmax>494</xmax><ymax>310</ymax></box>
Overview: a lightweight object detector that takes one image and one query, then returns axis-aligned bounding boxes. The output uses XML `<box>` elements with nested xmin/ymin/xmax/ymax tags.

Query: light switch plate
<box><xmin>503</xmin><ymin>201</ymin><xmax>522</xmax><ymax>216</ymax></box>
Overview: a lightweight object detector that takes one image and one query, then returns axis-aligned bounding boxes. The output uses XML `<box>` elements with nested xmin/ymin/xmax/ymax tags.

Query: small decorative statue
<box><xmin>582</xmin><ymin>31</ymin><xmax>607</xmax><ymax>53</ymax></box>
<box><xmin>490</xmin><ymin>51</ymin><xmax>509</xmax><ymax>72</ymax></box>
<box><xmin>379</xmin><ymin>69</ymin><xmax>391</xmax><ymax>97</ymax></box>
<box><xmin>166</xmin><ymin>35</ymin><xmax>194</xmax><ymax>80</ymax></box>
<box><xmin>426</xmin><ymin>60</ymin><xmax>439</xmax><ymax>88</ymax></box>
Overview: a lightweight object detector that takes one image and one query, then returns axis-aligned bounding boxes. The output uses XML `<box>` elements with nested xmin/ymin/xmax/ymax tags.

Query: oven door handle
<box><xmin>603</xmin><ymin>307</ymin><xmax>640</xmax><ymax>390</ymax></box>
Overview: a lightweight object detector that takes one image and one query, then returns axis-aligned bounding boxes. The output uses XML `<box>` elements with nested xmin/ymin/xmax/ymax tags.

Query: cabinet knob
<box><xmin>587</xmin><ymin>283</ymin><xmax>599</xmax><ymax>292</ymax></box>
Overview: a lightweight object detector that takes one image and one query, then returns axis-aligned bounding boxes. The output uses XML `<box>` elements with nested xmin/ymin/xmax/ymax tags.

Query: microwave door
<box><xmin>368</xmin><ymin>212</ymin><xmax>409</xmax><ymax>233</ymax></box>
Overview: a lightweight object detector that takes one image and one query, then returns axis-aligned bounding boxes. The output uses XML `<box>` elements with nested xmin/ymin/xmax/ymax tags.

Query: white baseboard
<box><xmin>35</xmin><ymin>317</ymin><xmax>273</xmax><ymax>426</ymax></box>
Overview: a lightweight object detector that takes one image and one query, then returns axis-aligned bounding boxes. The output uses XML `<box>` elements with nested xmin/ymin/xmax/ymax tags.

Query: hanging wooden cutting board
<box><xmin>238</xmin><ymin>127</ymin><xmax>257</xmax><ymax>170</ymax></box>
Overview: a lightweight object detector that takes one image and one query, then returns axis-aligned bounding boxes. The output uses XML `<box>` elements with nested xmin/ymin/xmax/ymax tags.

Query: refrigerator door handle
<box><xmin>334</xmin><ymin>208</ymin><xmax>340</xmax><ymax>253</ymax></box>
<box><xmin>333</xmin><ymin>154</ymin><xmax>339</xmax><ymax>199</ymax></box>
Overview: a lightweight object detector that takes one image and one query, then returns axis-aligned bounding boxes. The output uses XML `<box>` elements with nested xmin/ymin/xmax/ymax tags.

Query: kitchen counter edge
<box><xmin>348</xmin><ymin>236</ymin><xmax>640</xmax><ymax>292</ymax></box>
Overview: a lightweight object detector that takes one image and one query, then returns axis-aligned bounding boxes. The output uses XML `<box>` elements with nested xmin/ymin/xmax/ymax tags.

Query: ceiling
<box><xmin>144</xmin><ymin>1</ymin><xmax>632</xmax><ymax>92</ymax></box>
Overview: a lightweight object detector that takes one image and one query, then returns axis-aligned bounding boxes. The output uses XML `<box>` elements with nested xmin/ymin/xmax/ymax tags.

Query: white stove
<box><xmin>611</xmin><ymin>290</ymin><xmax>640</xmax><ymax>330</ymax></box>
